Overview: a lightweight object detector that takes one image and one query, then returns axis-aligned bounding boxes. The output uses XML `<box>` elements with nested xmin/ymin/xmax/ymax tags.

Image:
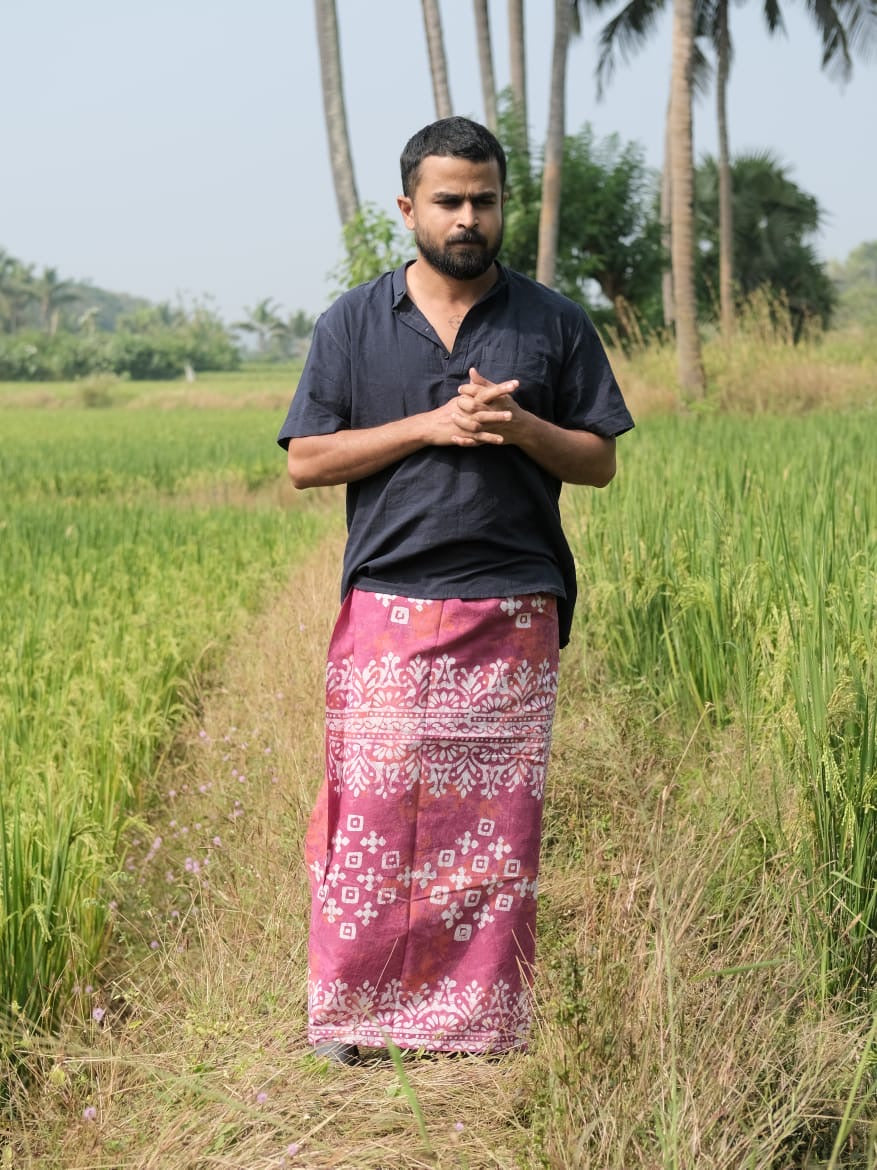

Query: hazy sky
<box><xmin>2</xmin><ymin>0</ymin><xmax>874</xmax><ymax>324</ymax></box>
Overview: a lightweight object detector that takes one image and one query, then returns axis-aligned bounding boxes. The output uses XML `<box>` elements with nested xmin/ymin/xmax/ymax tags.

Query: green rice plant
<box><xmin>787</xmin><ymin>597</ymin><xmax>877</xmax><ymax>1000</ymax></box>
<box><xmin>565</xmin><ymin>410</ymin><xmax>877</xmax><ymax>1002</ymax></box>
<box><xmin>1</xmin><ymin>408</ymin><xmax>325</xmax><ymax>1047</ymax></box>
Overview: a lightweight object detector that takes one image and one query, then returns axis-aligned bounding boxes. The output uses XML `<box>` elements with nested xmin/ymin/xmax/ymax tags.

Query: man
<box><xmin>277</xmin><ymin>117</ymin><xmax>633</xmax><ymax>1064</ymax></box>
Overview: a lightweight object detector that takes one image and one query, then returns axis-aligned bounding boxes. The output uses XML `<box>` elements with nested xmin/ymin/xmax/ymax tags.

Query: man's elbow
<box><xmin>590</xmin><ymin>457</ymin><xmax>616</xmax><ymax>488</ymax></box>
<box><xmin>585</xmin><ymin>439</ymin><xmax>617</xmax><ymax>488</ymax></box>
<box><xmin>287</xmin><ymin>446</ymin><xmax>315</xmax><ymax>490</ymax></box>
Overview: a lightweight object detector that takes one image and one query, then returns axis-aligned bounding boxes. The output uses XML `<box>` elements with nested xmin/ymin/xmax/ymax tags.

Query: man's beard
<box><xmin>415</xmin><ymin>226</ymin><xmax>502</xmax><ymax>280</ymax></box>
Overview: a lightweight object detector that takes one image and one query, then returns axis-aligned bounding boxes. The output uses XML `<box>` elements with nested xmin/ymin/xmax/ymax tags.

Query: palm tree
<box><xmin>669</xmin><ymin>0</ymin><xmax>705</xmax><ymax>393</ymax></box>
<box><xmin>0</xmin><ymin>250</ymin><xmax>36</xmax><ymax>333</ymax></box>
<box><xmin>696</xmin><ymin>151</ymin><xmax>835</xmax><ymax>332</ymax></box>
<box><xmin>596</xmin><ymin>0</ymin><xmax>876</xmax><ymax>341</ymax></box>
<box><xmin>314</xmin><ymin>0</ymin><xmax>359</xmax><ymax>226</ymax></box>
<box><xmin>234</xmin><ymin>298</ymin><xmax>285</xmax><ymax>356</ymax></box>
<box><xmin>536</xmin><ymin>0</ymin><xmax>575</xmax><ymax>288</ymax></box>
<box><xmin>422</xmin><ymin>0</ymin><xmax>453</xmax><ymax>119</ymax></box>
<box><xmin>507</xmin><ymin>0</ymin><xmax>530</xmax><ymax>161</ymax></box>
<box><xmin>473</xmin><ymin>1</ymin><xmax>498</xmax><ymax>130</ymax></box>
<box><xmin>34</xmin><ymin>267</ymin><xmax>79</xmax><ymax>336</ymax></box>
<box><xmin>659</xmin><ymin>96</ymin><xmax>675</xmax><ymax>327</ymax></box>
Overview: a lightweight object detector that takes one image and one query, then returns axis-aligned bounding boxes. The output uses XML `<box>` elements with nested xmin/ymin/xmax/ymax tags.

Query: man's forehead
<box><xmin>414</xmin><ymin>154</ymin><xmax>502</xmax><ymax>192</ymax></box>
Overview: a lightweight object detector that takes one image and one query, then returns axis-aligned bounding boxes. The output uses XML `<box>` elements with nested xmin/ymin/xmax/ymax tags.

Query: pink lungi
<box><xmin>306</xmin><ymin>589</ymin><xmax>559</xmax><ymax>1053</ymax></box>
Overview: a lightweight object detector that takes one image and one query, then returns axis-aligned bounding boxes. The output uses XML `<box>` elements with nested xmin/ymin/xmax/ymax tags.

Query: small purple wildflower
<box><xmin>92</xmin><ymin>1007</ymin><xmax>105</xmax><ymax>1023</ymax></box>
<box><xmin>83</xmin><ymin>1105</ymin><xmax>98</xmax><ymax>1122</ymax></box>
<box><xmin>85</xmin><ymin>985</ymin><xmax>94</xmax><ymax>995</ymax></box>
<box><xmin>150</xmin><ymin>940</ymin><xmax>159</xmax><ymax>950</ymax></box>
<box><xmin>454</xmin><ymin>1121</ymin><xmax>464</xmax><ymax>1133</ymax></box>
<box><xmin>212</xmin><ymin>836</ymin><xmax>222</xmax><ymax>847</ymax></box>
<box><xmin>286</xmin><ymin>1143</ymin><xmax>300</xmax><ymax>1157</ymax></box>
<box><xmin>256</xmin><ymin>1091</ymin><xmax>268</xmax><ymax>1105</ymax></box>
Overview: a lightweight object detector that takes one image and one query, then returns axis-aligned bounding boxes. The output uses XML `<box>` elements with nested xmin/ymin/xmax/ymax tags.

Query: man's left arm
<box><xmin>456</xmin><ymin>367</ymin><xmax>617</xmax><ymax>487</ymax></box>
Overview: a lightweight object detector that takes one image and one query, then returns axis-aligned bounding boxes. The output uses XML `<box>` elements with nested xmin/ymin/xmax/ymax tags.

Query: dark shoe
<box><xmin>314</xmin><ymin>1041</ymin><xmax>360</xmax><ymax>1066</ymax></box>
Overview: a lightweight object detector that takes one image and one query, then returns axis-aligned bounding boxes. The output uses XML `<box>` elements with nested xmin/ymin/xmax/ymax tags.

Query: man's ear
<box><xmin>397</xmin><ymin>195</ymin><xmax>415</xmax><ymax>229</ymax></box>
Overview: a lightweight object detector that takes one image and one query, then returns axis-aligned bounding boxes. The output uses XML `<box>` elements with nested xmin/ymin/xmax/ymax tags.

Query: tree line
<box><xmin>315</xmin><ymin>0</ymin><xmax>876</xmax><ymax>392</ymax></box>
<box><xmin>0</xmin><ymin>249</ymin><xmax>315</xmax><ymax>381</ymax></box>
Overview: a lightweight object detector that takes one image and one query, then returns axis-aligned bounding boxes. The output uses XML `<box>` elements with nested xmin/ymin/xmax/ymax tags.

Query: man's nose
<box><xmin>457</xmin><ymin>200</ymin><xmax>478</xmax><ymax>227</ymax></box>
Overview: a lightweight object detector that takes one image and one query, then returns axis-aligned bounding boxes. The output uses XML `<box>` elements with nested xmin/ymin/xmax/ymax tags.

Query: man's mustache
<box><xmin>446</xmin><ymin>231</ymin><xmax>487</xmax><ymax>246</ymax></box>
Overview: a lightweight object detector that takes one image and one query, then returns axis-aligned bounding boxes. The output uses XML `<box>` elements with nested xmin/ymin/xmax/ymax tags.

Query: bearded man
<box><xmin>277</xmin><ymin>116</ymin><xmax>634</xmax><ymax>1064</ymax></box>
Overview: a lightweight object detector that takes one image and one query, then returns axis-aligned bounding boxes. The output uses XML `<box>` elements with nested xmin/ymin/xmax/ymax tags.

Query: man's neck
<box><xmin>405</xmin><ymin>257</ymin><xmax>499</xmax><ymax>309</ymax></box>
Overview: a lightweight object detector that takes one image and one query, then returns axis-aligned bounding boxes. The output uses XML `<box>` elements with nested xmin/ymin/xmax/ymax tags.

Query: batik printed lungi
<box><xmin>306</xmin><ymin>588</ymin><xmax>559</xmax><ymax>1053</ymax></box>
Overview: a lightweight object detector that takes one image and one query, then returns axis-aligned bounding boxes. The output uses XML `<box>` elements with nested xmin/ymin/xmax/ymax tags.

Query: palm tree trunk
<box><xmin>314</xmin><ymin>0</ymin><xmax>359</xmax><ymax>226</ymax></box>
<box><xmin>536</xmin><ymin>0</ymin><xmax>571</xmax><ymax>289</ymax></box>
<box><xmin>473</xmin><ymin>0</ymin><xmax>498</xmax><ymax>130</ymax></box>
<box><xmin>661</xmin><ymin>94</ymin><xmax>675</xmax><ymax>328</ymax></box>
<box><xmin>669</xmin><ymin>0</ymin><xmax>705</xmax><ymax>395</ymax></box>
<box><xmin>508</xmin><ymin>0</ymin><xmax>529</xmax><ymax>159</ymax></box>
<box><xmin>716</xmin><ymin>0</ymin><xmax>735</xmax><ymax>338</ymax></box>
<box><xmin>422</xmin><ymin>0</ymin><xmax>453</xmax><ymax>119</ymax></box>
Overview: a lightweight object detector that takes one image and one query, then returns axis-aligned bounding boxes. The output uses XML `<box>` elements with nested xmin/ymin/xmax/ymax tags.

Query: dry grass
<box><xmin>609</xmin><ymin>302</ymin><xmax>877</xmax><ymax>416</ymax></box>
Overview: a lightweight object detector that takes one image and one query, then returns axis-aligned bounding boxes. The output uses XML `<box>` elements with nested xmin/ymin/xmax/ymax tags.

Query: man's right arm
<box><xmin>287</xmin><ymin>393</ymin><xmax>515</xmax><ymax>488</ymax></box>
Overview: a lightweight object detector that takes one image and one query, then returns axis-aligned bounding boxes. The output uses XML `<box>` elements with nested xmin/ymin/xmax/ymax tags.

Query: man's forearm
<box><xmin>287</xmin><ymin>417</ymin><xmax>428</xmax><ymax>487</ymax></box>
<box><xmin>512</xmin><ymin>413</ymin><xmax>616</xmax><ymax>486</ymax></box>
<box><xmin>288</xmin><ymin>394</ymin><xmax>512</xmax><ymax>488</ymax></box>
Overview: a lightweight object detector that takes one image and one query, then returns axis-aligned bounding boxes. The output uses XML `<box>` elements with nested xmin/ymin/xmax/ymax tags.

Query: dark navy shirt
<box><xmin>277</xmin><ymin>262</ymin><xmax>634</xmax><ymax>648</ymax></box>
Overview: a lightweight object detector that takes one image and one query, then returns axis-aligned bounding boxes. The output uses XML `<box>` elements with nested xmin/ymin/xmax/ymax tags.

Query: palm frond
<box><xmin>595</xmin><ymin>0</ymin><xmax>667</xmax><ymax>96</ymax></box>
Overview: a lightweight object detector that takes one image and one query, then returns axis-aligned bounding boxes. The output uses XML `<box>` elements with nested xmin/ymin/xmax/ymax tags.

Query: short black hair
<box><xmin>400</xmin><ymin>116</ymin><xmax>507</xmax><ymax>196</ymax></box>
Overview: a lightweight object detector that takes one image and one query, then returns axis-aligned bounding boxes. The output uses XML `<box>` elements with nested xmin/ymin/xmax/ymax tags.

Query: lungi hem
<box><xmin>307</xmin><ymin>1025</ymin><xmax>527</xmax><ymax>1055</ymax></box>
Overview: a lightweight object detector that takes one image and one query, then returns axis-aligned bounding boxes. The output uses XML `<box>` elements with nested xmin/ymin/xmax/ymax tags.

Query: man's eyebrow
<box><xmin>432</xmin><ymin>189</ymin><xmax>498</xmax><ymax>200</ymax></box>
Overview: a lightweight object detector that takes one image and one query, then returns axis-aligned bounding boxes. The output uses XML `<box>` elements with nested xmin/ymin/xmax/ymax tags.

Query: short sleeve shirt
<box><xmin>277</xmin><ymin>262</ymin><xmax>634</xmax><ymax>648</ymax></box>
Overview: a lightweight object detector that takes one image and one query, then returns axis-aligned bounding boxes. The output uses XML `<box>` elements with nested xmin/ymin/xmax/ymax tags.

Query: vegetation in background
<box><xmin>830</xmin><ymin>240</ymin><xmax>877</xmax><ymax>329</ymax></box>
<box><xmin>0</xmin><ymin>248</ymin><xmax>319</xmax><ymax>381</ymax></box>
<box><xmin>233</xmin><ymin>299</ymin><xmax>315</xmax><ymax>361</ymax></box>
<box><xmin>696</xmin><ymin>151</ymin><xmax>836</xmax><ymax>333</ymax></box>
<box><xmin>330</xmin><ymin>202</ymin><xmax>411</xmax><ymax>292</ymax></box>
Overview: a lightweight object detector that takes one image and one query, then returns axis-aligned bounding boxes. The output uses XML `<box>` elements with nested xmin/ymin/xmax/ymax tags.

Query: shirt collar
<box><xmin>391</xmin><ymin>260</ymin><xmax>509</xmax><ymax>310</ymax></box>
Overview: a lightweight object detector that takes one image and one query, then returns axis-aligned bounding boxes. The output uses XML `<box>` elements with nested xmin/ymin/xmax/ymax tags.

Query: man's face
<box><xmin>397</xmin><ymin>155</ymin><xmax>505</xmax><ymax>281</ymax></box>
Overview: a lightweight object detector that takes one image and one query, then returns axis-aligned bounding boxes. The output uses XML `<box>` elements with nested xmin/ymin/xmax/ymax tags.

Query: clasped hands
<box><xmin>448</xmin><ymin>366</ymin><xmax>522</xmax><ymax>447</ymax></box>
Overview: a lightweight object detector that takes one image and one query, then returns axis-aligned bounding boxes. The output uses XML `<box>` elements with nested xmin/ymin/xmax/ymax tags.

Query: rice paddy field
<box><xmin>2</xmin><ymin>348</ymin><xmax>877</xmax><ymax>1168</ymax></box>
